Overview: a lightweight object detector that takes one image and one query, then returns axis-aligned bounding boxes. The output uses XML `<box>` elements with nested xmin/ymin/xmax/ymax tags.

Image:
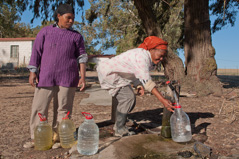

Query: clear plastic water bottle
<box><xmin>77</xmin><ymin>112</ymin><xmax>99</xmax><ymax>155</ymax></box>
<box><xmin>58</xmin><ymin>111</ymin><xmax>77</xmax><ymax>148</ymax></box>
<box><xmin>170</xmin><ymin>105</ymin><xmax>192</xmax><ymax>142</ymax></box>
<box><xmin>34</xmin><ymin>113</ymin><xmax>52</xmax><ymax>150</ymax></box>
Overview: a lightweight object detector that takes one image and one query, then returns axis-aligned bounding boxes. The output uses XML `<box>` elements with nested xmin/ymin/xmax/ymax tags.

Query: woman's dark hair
<box><xmin>53</xmin><ymin>4</ymin><xmax>75</xmax><ymax>22</ymax></box>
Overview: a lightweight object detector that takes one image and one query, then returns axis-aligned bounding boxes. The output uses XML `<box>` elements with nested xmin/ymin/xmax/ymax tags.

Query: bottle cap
<box><xmin>62</xmin><ymin>111</ymin><xmax>70</xmax><ymax>120</ymax></box>
<box><xmin>175</xmin><ymin>105</ymin><xmax>181</xmax><ymax>108</ymax></box>
<box><xmin>82</xmin><ymin>112</ymin><xmax>93</xmax><ymax>120</ymax></box>
<box><xmin>38</xmin><ymin>113</ymin><xmax>46</xmax><ymax>121</ymax></box>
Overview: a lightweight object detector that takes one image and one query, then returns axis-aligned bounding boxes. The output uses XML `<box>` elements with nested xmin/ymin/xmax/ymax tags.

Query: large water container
<box><xmin>170</xmin><ymin>105</ymin><xmax>192</xmax><ymax>142</ymax></box>
<box><xmin>58</xmin><ymin>111</ymin><xmax>77</xmax><ymax>148</ymax></box>
<box><xmin>34</xmin><ymin>113</ymin><xmax>52</xmax><ymax>150</ymax></box>
<box><xmin>77</xmin><ymin>112</ymin><xmax>99</xmax><ymax>155</ymax></box>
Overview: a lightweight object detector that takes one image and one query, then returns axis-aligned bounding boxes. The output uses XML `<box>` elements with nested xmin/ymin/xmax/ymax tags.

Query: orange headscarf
<box><xmin>138</xmin><ymin>36</ymin><xmax>168</xmax><ymax>50</ymax></box>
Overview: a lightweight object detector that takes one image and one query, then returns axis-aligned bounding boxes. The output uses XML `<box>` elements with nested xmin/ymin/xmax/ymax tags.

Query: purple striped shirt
<box><xmin>29</xmin><ymin>25</ymin><xmax>87</xmax><ymax>87</ymax></box>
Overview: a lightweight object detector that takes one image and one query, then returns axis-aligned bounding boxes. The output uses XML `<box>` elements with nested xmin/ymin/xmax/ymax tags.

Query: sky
<box><xmin>20</xmin><ymin>1</ymin><xmax>239</xmax><ymax>69</ymax></box>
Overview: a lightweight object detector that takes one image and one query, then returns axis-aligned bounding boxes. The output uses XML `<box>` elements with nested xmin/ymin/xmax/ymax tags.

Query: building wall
<box><xmin>0</xmin><ymin>40</ymin><xmax>33</xmax><ymax>68</ymax></box>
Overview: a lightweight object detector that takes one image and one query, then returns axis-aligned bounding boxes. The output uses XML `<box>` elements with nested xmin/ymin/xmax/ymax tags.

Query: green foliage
<box><xmin>2</xmin><ymin>0</ymin><xmax>238</xmax><ymax>54</ymax></box>
<box><xmin>0</xmin><ymin>2</ymin><xmax>21</xmax><ymax>37</ymax></box>
<box><xmin>158</xmin><ymin>0</ymin><xmax>184</xmax><ymax>51</ymax></box>
<box><xmin>0</xmin><ymin>1</ymin><xmax>40</xmax><ymax>38</ymax></box>
<box><xmin>210</xmin><ymin>0</ymin><xmax>239</xmax><ymax>33</ymax></box>
<box><xmin>84</xmin><ymin>0</ymin><xmax>145</xmax><ymax>54</ymax></box>
<box><xmin>1</xmin><ymin>0</ymin><xmax>85</xmax><ymax>23</ymax></box>
<box><xmin>83</xmin><ymin>0</ymin><xmax>184</xmax><ymax>55</ymax></box>
<box><xmin>74</xmin><ymin>21</ymin><xmax>102</xmax><ymax>55</ymax></box>
<box><xmin>87</xmin><ymin>62</ymin><xmax>96</xmax><ymax>70</ymax></box>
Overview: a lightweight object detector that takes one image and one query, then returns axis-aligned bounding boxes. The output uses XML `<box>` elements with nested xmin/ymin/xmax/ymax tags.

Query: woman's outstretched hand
<box><xmin>161</xmin><ymin>98</ymin><xmax>175</xmax><ymax>112</ymax></box>
<box><xmin>151</xmin><ymin>87</ymin><xmax>176</xmax><ymax>112</ymax></box>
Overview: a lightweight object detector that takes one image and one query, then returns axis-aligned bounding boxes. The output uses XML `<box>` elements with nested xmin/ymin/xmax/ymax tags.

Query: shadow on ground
<box><xmin>94</xmin><ymin>108</ymin><xmax>215</xmax><ymax>140</ymax></box>
<box><xmin>218</xmin><ymin>75</ymin><xmax>239</xmax><ymax>88</ymax></box>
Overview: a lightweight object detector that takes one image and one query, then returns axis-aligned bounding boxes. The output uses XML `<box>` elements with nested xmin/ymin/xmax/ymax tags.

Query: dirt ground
<box><xmin>0</xmin><ymin>71</ymin><xmax>239</xmax><ymax>159</ymax></box>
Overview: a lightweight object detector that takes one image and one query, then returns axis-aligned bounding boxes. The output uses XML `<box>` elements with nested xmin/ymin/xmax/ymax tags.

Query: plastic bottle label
<box><xmin>185</xmin><ymin>125</ymin><xmax>191</xmax><ymax>131</ymax></box>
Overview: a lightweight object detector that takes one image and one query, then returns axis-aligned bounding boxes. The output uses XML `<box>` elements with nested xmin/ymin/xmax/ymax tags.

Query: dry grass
<box><xmin>218</xmin><ymin>69</ymin><xmax>239</xmax><ymax>76</ymax></box>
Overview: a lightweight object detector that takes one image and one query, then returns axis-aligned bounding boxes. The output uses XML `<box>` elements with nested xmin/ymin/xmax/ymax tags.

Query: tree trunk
<box><xmin>133</xmin><ymin>0</ymin><xmax>161</xmax><ymax>36</ymax></box>
<box><xmin>134</xmin><ymin>0</ymin><xmax>185</xmax><ymax>82</ymax></box>
<box><xmin>162</xmin><ymin>47</ymin><xmax>185</xmax><ymax>82</ymax></box>
<box><xmin>184</xmin><ymin>0</ymin><xmax>222</xmax><ymax>96</ymax></box>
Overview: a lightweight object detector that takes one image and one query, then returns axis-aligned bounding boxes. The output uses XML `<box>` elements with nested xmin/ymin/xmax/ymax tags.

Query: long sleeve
<box><xmin>29</xmin><ymin>29</ymin><xmax>45</xmax><ymax>68</ymax></box>
<box><xmin>77</xmin><ymin>54</ymin><xmax>88</xmax><ymax>63</ymax></box>
<box><xmin>97</xmin><ymin>48</ymin><xmax>154</xmax><ymax>96</ymax></box>
<box><xmin>75</xmin><ymin>35</ymin><xmax>88</xmax><ymax>63</ymax></box>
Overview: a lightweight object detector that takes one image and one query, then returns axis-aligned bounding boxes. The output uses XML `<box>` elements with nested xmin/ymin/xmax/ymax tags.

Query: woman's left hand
<box><xmin>78</xmin><ymin>78</ymin><xmax>86</xmax><ymax>91</ymax></box>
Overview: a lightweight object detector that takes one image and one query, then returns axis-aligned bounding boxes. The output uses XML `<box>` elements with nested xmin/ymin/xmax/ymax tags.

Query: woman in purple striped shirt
<box><xmin>24</xmin><ymin>4</ymin><xmax>88</xmax><ymax>149</ymax></box>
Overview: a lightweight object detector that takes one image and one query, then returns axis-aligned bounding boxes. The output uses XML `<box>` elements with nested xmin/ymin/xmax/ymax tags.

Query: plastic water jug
<box><xmin>34</xmin><ymin>113</ymin><xmax>53</xmax><ymax>150</ymax></box>
<box><xmin>77</xmin><ymin>112</ymin><xmax>99</xmax><ymax>155</ymax></box>
<box><xmin>58</xmin><ymin>111</ymin><xmax>77</xmax><ymax>148</ymax></box>
<box><xmin>170</xmin><ymin>105</ymin><xmax>192</xmax><ymax>142</ymax></box>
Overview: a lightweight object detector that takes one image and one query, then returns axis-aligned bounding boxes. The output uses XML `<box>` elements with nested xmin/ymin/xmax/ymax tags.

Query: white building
<box><xmin>0</xmin><ymin>38</ymin><xmax>35</xmax><ymax>68</ymax></box>
<box><xmin>0</xmin><ymin>38</ymin><xmax>115</xmax><ymax>70</ymax></box>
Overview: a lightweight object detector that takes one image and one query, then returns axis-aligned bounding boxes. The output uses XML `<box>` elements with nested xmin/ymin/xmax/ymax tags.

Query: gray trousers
<box><xmin>30</xmin><ymin>86</ymin><xmax>76</xmax><ymax>139</ymax></box>
<box><xmin>115</xmin><ymin>85</ymin><xmax>136</xmax><ymax>114</ymax></box>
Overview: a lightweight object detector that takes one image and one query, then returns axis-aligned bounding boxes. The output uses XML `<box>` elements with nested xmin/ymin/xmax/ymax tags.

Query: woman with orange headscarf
<box><xmin>97</xmin><ymin>36</ymin><xmax>175</xmax><ymax>137</ymax></box>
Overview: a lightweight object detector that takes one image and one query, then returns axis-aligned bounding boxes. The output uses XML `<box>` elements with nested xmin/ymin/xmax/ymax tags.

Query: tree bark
<box><xmin>133</xmin><ymin>0</ymin><xmax>161</xmax><ymax>36</ymax></box>
<box><xmin>134</xmin><ymin>0</ymin><xmax>185</xmax><ymax>82</ymax></box>
<box><xmin>184</xmin><ymin>0</ymin><xmax>222</xmax><ymax>96</ymax></box>
<box><xmin>162</xmin><ymin>47</ymin><xmax>185</xmax><ymax>82</ymax></box>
